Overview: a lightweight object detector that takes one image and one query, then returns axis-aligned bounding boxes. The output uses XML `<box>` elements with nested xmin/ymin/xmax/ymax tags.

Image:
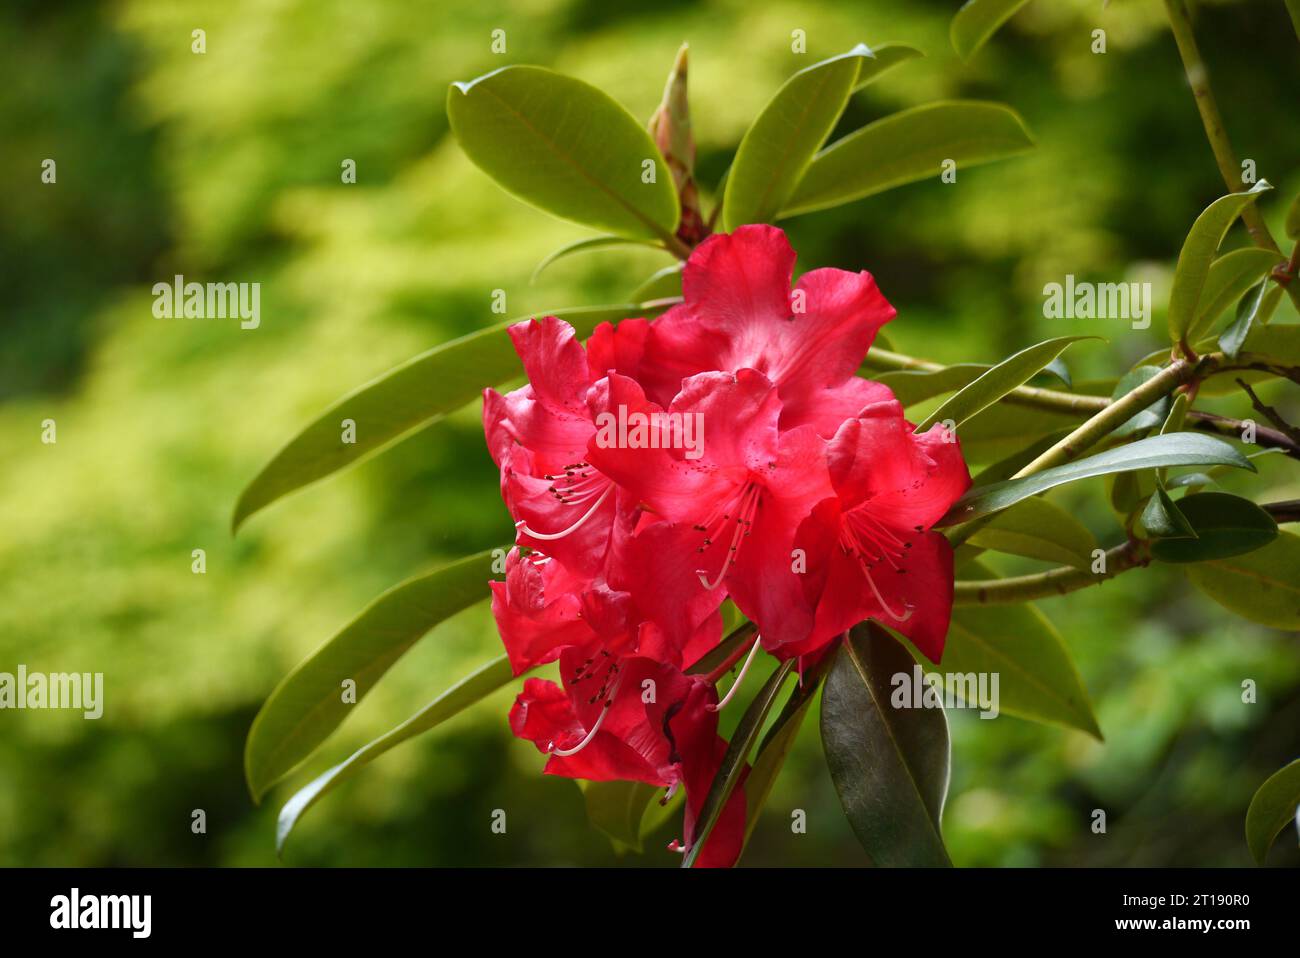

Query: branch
<box><xmin>1163</xmin><ymin>0</ymin><xmax>1300</xmax><ymax>310</ymax></box>
<box><xmin>1237</xmin><ymin>378</ymin><xmax>1300</xmax><ymax>445</ymax></box>
<box><xmin>953</xmin><ymin>541</ymin><xmax>1147</xmax><ymax>606</ymax></box>
<box><xmin>1011</xmin><ymin>358</ymin><xmax>1209</xmax><ymax>478</ymax></box>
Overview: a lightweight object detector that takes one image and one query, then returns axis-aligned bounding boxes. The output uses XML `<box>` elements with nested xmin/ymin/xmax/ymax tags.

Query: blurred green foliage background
<box><xmin>2</xmin><ymin>0</ymin><xmax>1298</xmax><ymax>867</ymax></box>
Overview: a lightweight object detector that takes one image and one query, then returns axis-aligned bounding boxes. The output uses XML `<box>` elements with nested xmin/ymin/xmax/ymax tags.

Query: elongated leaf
<box><xmin>723</xmin><ymin>46</ymin><xmax>872</xmax><ymax>230</ymax></box>
<box><xmin>916</xmin><ymin>336</ymin><xmax>1095</xmax><ymax>434</ymax></box>
<box><xmin>967</xmin><ymin>496</ymin><xmax>1098</xmax><ymax>569</ymax></box>
<box><xmin>582</xmin><ymin>780</ymin><xmax>661</xmax><ymax>854</ymax></box>
<box><xmin>1188</xmin><ymin>247</ymin><xmax>1285</xmax><ymax>341</ymax></box>
<box><xmin>277</xmin><ymin>655</ymin><xmax>515</xmax><ymax>854</ymax></box>
<box><xmin>1167</xmin><ymin>181</ymin><xmax>1272</xmax><ymax>344</ymax></box>
<box><xmin>1149</xmin><ymin>492</ymin><xmax>1277</xmax><ymax>563</ymax></box>
<box><xmin>1187</xmin><ymin>531</ymin><xmax>1300</xmax><ymax>629</ymax></box>
<box><xmin>1238</xmin><ymin>323</ymin><xmax>1300</xmax><ymax>365</ymax></box>
<box><xmin>1246</xmin><ymin>759</ymin><xmax>1300</xmax><ymax>865</ymax></box>
<box><xmin>852</xmin><ymin>43</ymin><xmax>923</xmax><ymax>89</ymax></box>
<box><xmin>1141</xmin><ymin>486</ymin><xmax>1197</xmax><ymax>539</ymax></box>
<box><xmin>743</xmin><ymin>665</ymin><xmax>826</xmax><ymax>846</ymax></box>
<box><xmin>873</xmin><ymin>363</ymin><xmax>987</xmax><ymax>407</ymax></box>
<box><xmin>951</xmin><ymin>0</ymin><xmax>1034</xmax><ymax>61</ymax></box>
<box><xmin>628</xmin><ymin>263</ymin><xmax>683</xmax><ymax>301</ymax></box>
<box><xmin>1287</xmin><ymin>189</ymin><xmax>1300</xmax><ymax>240</ymax></box>
<box><xmin>943</xmin><ymin>598</ymin><xmax>1102</xmax><ymax>739</ymax></box>
<box><xmin>682</xmin><ymin>658</ymin><xmax>795</xmax><ymax>867</ymax></box>
<box><xmin>232</xmin><ymin>303</ymin><xmax>643</xmax><ymax>531</ymax></box>
<box><xmin>821</xmin><ymin>623</ymin><xmax>952</xmax><ymax>867</ymax></box>
<box><xmin>448</xmin><ymin>66</ymin><xmax>679</xmax><ymax>241</ymax></box>
<box><xmin>246</xmin><ymin>550</ymin><xmax>500</xmax><ymax>801</ymax></box>
<box><xmin>531</xmin><ymin>235</ymin><xmax>662</xmax><ymax>283</ymax></box>
<box><xmin>1218</xmin><ymin>280</ymin><xmax>1269</xmax><ymax>359</ymax></box>
<box><xmin>938</xmin><ymin>433</ymin><xmax>1255</xmax><ymax>527</ymax></box>
<box><xmin>780</xmin><ymin>101</ymin><xmax>1034</xmax><ymax>219</ymax></box>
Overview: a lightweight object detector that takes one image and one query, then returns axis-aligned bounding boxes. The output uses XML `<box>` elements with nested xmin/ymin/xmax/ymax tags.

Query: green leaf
<box><xmin>821</xmin><ymin>623</ymin><xmax>952</xmax><ymax>866</ymax></box>
<box><xmin>1141</xmin><ymin>486</ymin><xmax>1197</xmax><ymax>539</ymax></box>
<box><xmin>1287</xmin><ymin>190</ymin><xmax>1300</xmax><ymax>240</ymax></box>
<box><xmin>531</xmin><ymin>235</ymin><xmax>664</xmax><ymax>283</ymax></box>
<box><xmin>872</xmin><ymin>363</ymin><xmax>988</xmax><ymax>407</ymax></box>
<box><xmin>851</xmin><ymin>43</ymin><xmax>924</xmax><ymax>89</ymax></box>
<box><xmin>1150</xmin><ymin>491</ymin><xmax>1278</xmax><ymax>563</ymax></box>
<box><xmin>581</xmin><ymin>780</ymin><xmax>662</xmax><ymax>854</ymax></box>
<box><xmin>951</xmin><ymin>0</ymin><xmax>1034</xmax><ymax>61</ymax></box>
<box><xmin>628</xmin><ymin>263</ymin><xmax>683</xmax><ymax>301</ymax></box>
<box><xmin>682</xmin><ymin>658</ymin><xmax>795</xmax><ymax>868</ymax></box>
<box><xmin>780</xmin><ymin>101</ymin><xmax>1034</xmax><ymax>219</ymax></box>
<box><xmin>447</xmin><ymin>65</ymin><xmax>679</xmax><ymax>241</ymax></box>
<box><xmin>967</xmin><ymin>496</ymin><xmax>1098</xmax><ymax>569</ymax></box>
<box><xmin>943</xmin><ymin>600</ymin><xmax>1102</xmax><ymax>739</ymax></box>
<box><xmin>232</xmin><ymin>303</ymin><xmax>641</xmax><ymax>531</ymax></box>
<box><xmin>722</xmin><ymin>46</ymin><xmax>873</xmax><ymax>231</ymax></box>
<box><xmin>1108</xmin><ymin>366</ymin><xmax>1171</xmax><ymax>439</ymax></box>
<box><xmin>245</xmin><ymin>550</ymin><xmax>499</xmax><ymax>801</ymax></box>
<box><xmin>1188</xmin><ymin>247</ymin><xmax>1285</xmax><ymax>341</ymax></box>
<box><xmin>743</xmin><ymin>662</ymin><xmax>828</xmax><ymax>846</ymax></box>
<box><xmin>1166</xmin><ymin>180</ymin><xmax>1272</xmax><ymax>344</ymax></box>
<box><xmin>915</xmin><ymin>336</ymin><xmax>1096</xmax><ymax>434</ymax></box>
<box><xmin>277</xmin><ymin>655</ymin><xmax>515</xmax><ymax>855</ymax></box>
<box><xmin>1187</xmin><ymin>531</ymin><xmax>1300</xmax><ymax>629</ymax></box>
<box><xmin>1238</xmin><ymin>323</ymin><xmax>1300</xmax><ymax>366</ymax></box>
<box><xmin>1245</xmin><ymin>759</ymin><xmax>1300</xmax><ymax>865</ymax></box>
<box><xmin>938</xmin><ymin>433</ymin><xmax>1256</xmax><ymax>527</ymax></box>
<box><xmin>1218</xmin><ymin>280</ymin><xmax>1269</xmax><ymax>359</ymax></box>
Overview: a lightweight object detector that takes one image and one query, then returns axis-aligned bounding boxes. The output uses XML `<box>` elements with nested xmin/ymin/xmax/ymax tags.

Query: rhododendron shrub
<box><xmin>239</xmin><ymin>24</ymin><xmax>1300</xmax><ymax>868</ymax></box>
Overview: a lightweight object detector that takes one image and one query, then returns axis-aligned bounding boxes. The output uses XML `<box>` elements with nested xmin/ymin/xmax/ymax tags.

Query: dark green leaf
<box><xmin>447</xmin><ymin>66</ymin><xmax>679</xmax><ymax>240</ymax></box>
<box><xmin>1218</xmin><ymin>280</ymin><xmax>1269</xmax><ymax>359</ymax></box>
<box><xmin>780</xmin><ymin>101</ymin><xmax>1034</xmax><ymax>219</ymax></box>
<box><xmin>1141</xmin><ymin>486</ymin><xmax>1197</xmax><ymax>539</ymax></box>
<box><xmin>1167</xmin><ymin>181</ymin><xmax>1272</xmax><ymax>344</ymax></box>
<box><xmin>1149</xmin><ymin>491</ymin><xmax>1278</xmax><ymax>563</ymax></box>
<box><xmin>820</xmin><ymin>623</ymin><xmax>952</xmax><ymax>866</ymax></box>
<box><xmin>1186</xmin><ymin>531</ymin><xmax>1300</xmax><ymax>628</ymax></box>
<box><xmin>915</xmin><ymin>336</ymin><xmax>1095</xmax><ymax>434</ymax></box>
<box><xmin>939</xmin><ymin>433</ymin><xmax>1256</xmax><ymax>527</ymax></box>
<box><xmin>1286</xmin><ymin>189</ymin><xmax>1300</xmax><ymax>240</ymax></box>
<box><xmin>276</xmin><ymin>655</ymin><xmax>515</xmax><ymax>854</ymax></box>
<box><xmin>722</xmin><ymin>46</ymin><xmax>872</xmax><ymax>230</ymax></box>
<box><xmin>951</xmin><ymin>0</ymin><xmax>1034</xmax><ymax>61</ymax></box>
<box><xmin>232</xmin><ymin>303</ymin><xmax>642</xmax><ymax>531</ymax></box>
<box><xmin>245</xmin><ymin>550</ymin><xmax>501</xmax><ymax>801</ymax></box>
<box><xmin>1245</xmin><ymin>759</ymin><xmax>1300</xmax><ymax>865</ymax></box>
<box><xmin>682</xmin><ymin>658</ymin><xmax>795</xmax><ymax>867</ymax></box>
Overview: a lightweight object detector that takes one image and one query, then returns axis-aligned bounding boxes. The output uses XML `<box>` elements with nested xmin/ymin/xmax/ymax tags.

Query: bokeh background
<box><xmin>2</xmin><ymin>0</ymin><xmax>1298</xmax><ymax>867</ymax></box>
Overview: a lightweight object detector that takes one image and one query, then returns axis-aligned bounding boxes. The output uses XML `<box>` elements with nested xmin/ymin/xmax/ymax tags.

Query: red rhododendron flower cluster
<box><xmin>483</xmin><ymin>225</ymin><xmax>971</xmax><ymax>865</ymax></box>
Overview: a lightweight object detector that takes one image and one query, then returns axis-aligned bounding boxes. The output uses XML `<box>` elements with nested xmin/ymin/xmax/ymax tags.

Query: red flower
<box><xmin>484</xmin><ymin>224</ymin><xmax>971</xmax><ymax>865</ymax></box>
<box><xmin>789</xmin><ymin>398</ymin><xmax>972</xmax><ymax>663</ymax></box>
<box><xmin>509</xmin><ymin>652</ymin><xmax>745</xmax><ymax>867</ymax></box>
<box><xmin>629</xmin><ymin>224</ymin><xmax>898</xmax><ymax>438</ymax></box>
<box><xmin>484</xmin><ymin>315</ymin><xmax>623</xmax><ymax>580</ymax></box>
<box><xmin>586</xmin><ymin>368</ymin><xmax>833</xmax><ymax>649</ymax></box>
